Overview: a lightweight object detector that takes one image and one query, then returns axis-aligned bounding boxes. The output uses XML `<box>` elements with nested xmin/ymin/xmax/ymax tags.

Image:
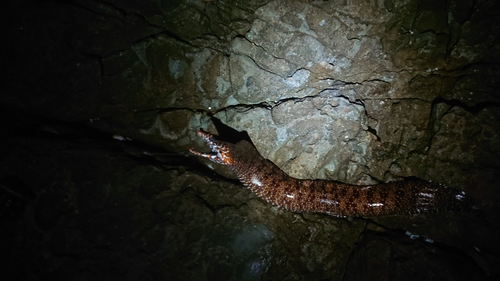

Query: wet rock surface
<box><xmin>2</xmin><ymin>0</ymin><xmax>500</xmax><ymax>280</ymax></box>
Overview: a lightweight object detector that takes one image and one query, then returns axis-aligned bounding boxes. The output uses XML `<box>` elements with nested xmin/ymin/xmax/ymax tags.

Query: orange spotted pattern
<box><xmin>191</xmin><ymin>130</ymin><xmax>483</xmax><ymax>218</ymax></box>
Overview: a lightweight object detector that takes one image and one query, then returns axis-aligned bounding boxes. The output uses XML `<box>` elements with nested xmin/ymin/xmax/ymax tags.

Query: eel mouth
<box><xmin>189</xmin><ymin>130</ymin><xmax>233</xmax><ymax>165</ymax></box>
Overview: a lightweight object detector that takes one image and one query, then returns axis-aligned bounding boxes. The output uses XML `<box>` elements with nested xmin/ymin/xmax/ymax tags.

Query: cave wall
<box><xmin>2</xmin><ymin>0</ymin><xmax>500</xmax><ymax>280</ymax></box>
<box><xmin>5</xmin><ymin>0</ymin><xmax>499</xmax><ymax>186</ymax></box>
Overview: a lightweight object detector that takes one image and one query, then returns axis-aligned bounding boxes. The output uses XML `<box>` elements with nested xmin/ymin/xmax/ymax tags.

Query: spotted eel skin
<box><xmin>190</xmin><ymin>130</ymin><xmax>483</xmax><ymax>218</ymax></box>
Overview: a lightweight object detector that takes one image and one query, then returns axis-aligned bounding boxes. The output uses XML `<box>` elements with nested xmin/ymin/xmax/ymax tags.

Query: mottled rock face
<box><xmin>183</xmin><ymin>0</ymin><xmax>500</xmax><ymax>194</ymax></box>
<box><xmin>6</xmin><ymin>0</ymin><xmax>498</xmax><ymax>188</ymax></box>
<box><xmin>3</xmin><ymin>0</ymin><xmax>500</xmax><ymax>280</ymax></box>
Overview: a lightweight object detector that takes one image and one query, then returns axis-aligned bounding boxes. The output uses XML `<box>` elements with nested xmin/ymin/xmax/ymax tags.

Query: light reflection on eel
<box><xmin>190</xmin><ymin>130</ymin><xmax>484</xmax><ymax>219</ymax></box>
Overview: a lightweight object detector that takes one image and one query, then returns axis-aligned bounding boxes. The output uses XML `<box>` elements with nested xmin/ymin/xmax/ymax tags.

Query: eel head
<box><xmin>189</xmin><ymin>130</ymin><xmax>234</xmax><ymax>166</ymax></box>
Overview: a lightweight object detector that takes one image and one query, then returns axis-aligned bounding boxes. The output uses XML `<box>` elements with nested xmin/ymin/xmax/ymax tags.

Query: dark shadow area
<box><xmin>2</xmin><ymin>0</ymin><xmax>500</xmax><ymax>280</ymax></box>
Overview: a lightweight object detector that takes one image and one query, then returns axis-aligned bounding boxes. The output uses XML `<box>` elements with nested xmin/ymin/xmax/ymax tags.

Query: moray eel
<box><xmin>190</xmin><ymin>130</ymin><xmax>483</xmax><ymax>218</ymax></box>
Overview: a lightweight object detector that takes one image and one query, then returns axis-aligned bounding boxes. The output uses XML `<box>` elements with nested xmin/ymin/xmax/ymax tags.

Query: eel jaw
<box><xmin>189</xmin><ymin>130</ymin><xmax>233</xmax><ymax>166</ymax></box>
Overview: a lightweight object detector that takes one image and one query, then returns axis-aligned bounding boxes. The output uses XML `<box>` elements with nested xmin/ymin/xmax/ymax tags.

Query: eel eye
<box><xmin>212</xmin><ymin>145</ymin><xmax>233</xmax><ymax>165</ymax></box>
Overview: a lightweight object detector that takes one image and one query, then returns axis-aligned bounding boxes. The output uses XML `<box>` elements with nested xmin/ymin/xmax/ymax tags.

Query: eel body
<box><xmin>190</xmin><ymin>130</ymin><xmax>482</xmax><ymax>218</ymax></box>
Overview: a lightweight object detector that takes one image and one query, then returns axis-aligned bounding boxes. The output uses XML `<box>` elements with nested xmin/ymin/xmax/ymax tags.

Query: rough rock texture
<box><xmin>2</xmin><ymin>0</ymin><xmax>500</xmax><ymax>280</ymax></box>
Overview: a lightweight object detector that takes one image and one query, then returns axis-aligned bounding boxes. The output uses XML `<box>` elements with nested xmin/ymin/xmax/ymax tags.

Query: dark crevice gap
<box><xmin>210</xmin><ymin>116</ymin><xmax>252</xmax><ymax>144</ymax></box>
<box><xmin>366</xmin><ymin>126</ymin><xmax>381</xmax><ymax>141</ymax></box>
<box><xmin>433</xmin><ymin>97</ymin><xmax>500</xmax><ymax>115</ymax></box>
